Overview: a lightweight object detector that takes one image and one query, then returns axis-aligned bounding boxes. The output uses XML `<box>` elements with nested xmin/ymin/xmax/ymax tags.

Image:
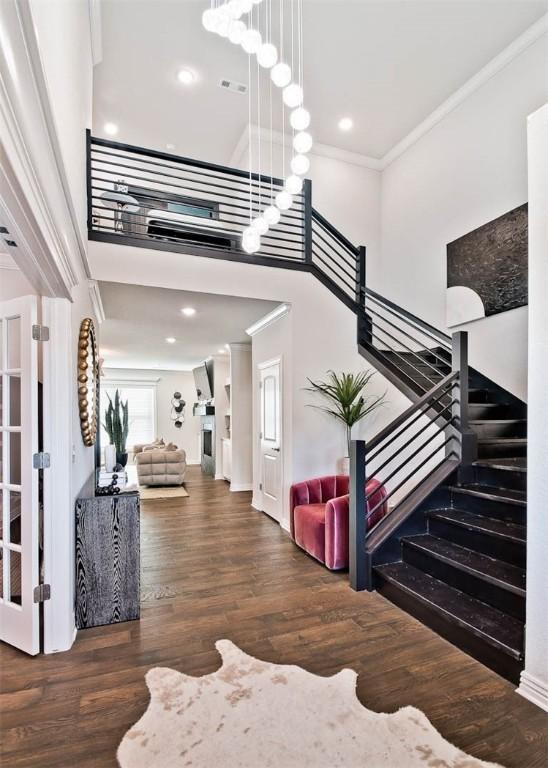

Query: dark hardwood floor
<box><xmin>1</xmin><ymin>466</ymin><xmax>547</xmax><ymax>767</ymax></box>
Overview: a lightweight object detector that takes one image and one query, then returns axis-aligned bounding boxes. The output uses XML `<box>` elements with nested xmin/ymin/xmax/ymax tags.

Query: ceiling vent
<box><xmin>219</xmin><ymin>78</ymin><xmax>247</xmax><ymax>95</ymax></box>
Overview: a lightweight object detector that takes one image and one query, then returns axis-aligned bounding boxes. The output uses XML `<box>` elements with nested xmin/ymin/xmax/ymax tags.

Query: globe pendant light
<box><xmin>241</xmin><ymin>29</ymin><xmax>262</xmax><ymax>54</ymax></box>
<box><xmin>226</xmin><ymin>0</ymin><xmax>243</xmax><ymax>18</ymax></box>
<box><xmin>290</xmin><ymin>107</ymin><xmax>310</xmax><ymax>131</ymax></box>
<box><xmin>216</xmin><ymin>10</ymin><xmax>231</xmax><ymax>37</ymax></box>
<box><xmin>276</xmin><ymin>190</ymin><xmax>293</xmax><ymax>210</ymax></box>
<box><xmin>240</xmin><ymin>0</ymin><xmax>253</xmax><ymax>11</ymax></box>
<box><xmin>228</xmin><ymin>19</ymin><xmax>246</xmax><ymax>45</ymax></box>
<box><xmin>291</xmin><ymin>154</ymin><xmax>310</xmax><ymax>175</ymax></box>
<box><xmin>271</xmin><ymin>62</ymin><xmax>291</xmax><ymax>87</ymax></box>
<box><xmin>263</xmin><ymin>205</ymin><xmax>281</xmax><ymax>225</ymax></box>
<box><xmin>257</xmin><ymin>43</ymin><xmax>278</xmax><ymax>69</ymax></box>
<box><xmin>252</xmin><ymin>216</ymin><xmax>269</xmax><ymax>235</ymax></box>
<box><xmin>282</xmin><ymin>83</ymin><xmax>303</xmax><ymax>108</ymax></box>
<box><xmin>293</xmin><ymin>130</ymin><xmax>313</xmax><ymax>154</ymax></box>
<box><xmin>242</xmin><ymin>227</ymin><xmax>261</xmax><ymax>254</ymax></box>
<box><xmin>285</xmin><ymin>174</ymin><xmax>303</xmax><ymax>195</ymax></box>
<box><xmin>202</xmin><ymin>9</ymin><xmax>217</xmax><ymax>32</ymax></box>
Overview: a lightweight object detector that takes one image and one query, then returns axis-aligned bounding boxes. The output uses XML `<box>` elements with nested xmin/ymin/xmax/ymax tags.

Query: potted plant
<box><xmin>305</xmin><ymin>370</ymin><xmax>386</xmax><ymax>474</ymax></box>
<box><xmin>103</xmin><ymin>389</ymin><xmax>129</xmax><ymax>467</ymax></box>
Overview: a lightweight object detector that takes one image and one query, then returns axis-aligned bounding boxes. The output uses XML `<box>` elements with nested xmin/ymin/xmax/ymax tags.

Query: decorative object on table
<box><xmin>170</xmin><ymin>391</ymin><xmax>186</xmax><ymax>429</ymax></box>
<box><xmin>104</xmin><ymin>443</ymin><xmax>116</xmax><ymax>472</ymax></box>
<box><xmin>95</xmin><ymin>473</ymin><xmax>121</xmax><ymax>496</ymax></box>
<box><xmin>117</xmin><ymin>639</ymin><xmax>502</xmax><ymax>768</ymax></box>
<box><xmin>77</xmin><ymin>318</ymin><xmax>99</xmax><ymax>447</ymax></box>
<box><xmin>102</xmin><ymin>389</ymin><xmax>129</xmax><ymax>467</ymax></box>
<box><xmin>446</xmin><ymin>203</ymin><xmax>528</xmax><ymax>327</ymax></box>
<box><xmin>100</xmin><ymin>181</ymin><xmax>140</xmax><ymax>233</ymax></box>
<box><xmin>305</xmin><ymin>370</ymin><xmax>386</xmax><ymax>474</ymax></box>
<box><xmin>75</xmin><ymin>493</ymin><xmax>140</xmax><ymax>629</ymax></box>
<box><xmin>98</xmin><ymin>469</ymin><xmax>128</xmax><ymax>490</ymax></box>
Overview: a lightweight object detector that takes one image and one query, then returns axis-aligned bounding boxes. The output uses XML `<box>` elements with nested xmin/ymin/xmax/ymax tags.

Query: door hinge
<box><xmin>259</xmin><ymin>482</ymin><xmax>263</xmax><ymax>490</ymax></box>
<box><xmin>32</xmin><ymin>324</ymin><xmax>49</xmax><ymax>341</ymax></box>
<box><xmin>33</xmin><ymin>452</ymin><xmax>51</xmax><ymax>469</ymax></box>
<box><xmin>34</xmin><ymin>584</ymin><xmax>51</xmax><ymax>603</ymax></box>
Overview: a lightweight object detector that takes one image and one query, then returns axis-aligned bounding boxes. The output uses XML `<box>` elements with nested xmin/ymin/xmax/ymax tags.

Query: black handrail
<box><xmin>365</xmin><ymin>287</ymin><xmax>452</xmax><ymax>347</ymax></box>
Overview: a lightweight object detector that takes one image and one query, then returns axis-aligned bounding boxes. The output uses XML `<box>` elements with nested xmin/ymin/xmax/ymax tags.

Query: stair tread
<box><xmin>427</xmin><ymin>508</ymin><xmax>526</xmax><ymax>543</ymax></box>
<box><xmin>470</xmin><ymin>418</ymin><xmax>527</xmax><ymax>425</ymax></box>
<box><xmin>478</xmin><ymin>437</ymin><xmax>527</xmax><ymax>444</ymax></box>
<box><xmin>474</xmin><ymin>458</ymin><xmax>527</xmax><ymax>471</ymax></box>
<box><xmin>404</xmin><ymin>534</ymin><xmax>526</xmax><ymax>596</ymax></box>
<box><xmin>375</xmin><ymin>562</ymin><xmax>524</xmax><ymax>658</ymax></box>
<box><xmin>450</xmin><ymin>484</ymin><xmax>526</xmax><ymax>505</ymax></box>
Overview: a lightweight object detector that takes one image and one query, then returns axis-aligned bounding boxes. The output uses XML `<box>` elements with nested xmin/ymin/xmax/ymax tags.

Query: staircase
<box><xmin>367</xmin><ymin>349</ymin><xmax>527</xmax><ymax>683</ymax></box>
<box><xmin>87</xmin><ymin>134</ymin><xmax>527</xmax><ymax>684</ymax></box>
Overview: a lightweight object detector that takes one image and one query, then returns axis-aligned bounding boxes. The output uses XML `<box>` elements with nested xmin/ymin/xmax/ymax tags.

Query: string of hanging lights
<box><xmin>202</xmin><ymin>0</ymin><xmax>312</xmax><ymax>254</ymax></box>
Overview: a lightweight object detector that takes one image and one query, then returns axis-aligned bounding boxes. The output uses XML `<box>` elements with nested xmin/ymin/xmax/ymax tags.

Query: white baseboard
<box><xmin>215</xmin><ymin>473</ymin><xmax>225</xmax><ymax>481</ymax></box>
<box><xmin>517</xmin><ymin>671</ymin><xmax>548</xmax><ymax>712</ymax></box>
<box><xmin>230</xmin><ymin>482</ymin><xmax>253</xmax><ymax>492</ymax></box>
<box><xmin>280</xmin><ymin>519</ymin><xmax>291</xmax><ymax>534</ymax></box>
<box><xmin>251</xmin><ymin>495</ymin><xmax>263</xmax><ymax>511</ymax></box>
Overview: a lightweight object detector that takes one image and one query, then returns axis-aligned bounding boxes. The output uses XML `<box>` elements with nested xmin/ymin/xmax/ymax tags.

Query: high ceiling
<box><xmin>99</xmin><ymin>282</ymin><xmax>279</xmax><ymax>370</ymax></box>
<box><xmin>93</xmin><ymin>0</ymin><xmax>548</xmax><ymax>163</ymax></box>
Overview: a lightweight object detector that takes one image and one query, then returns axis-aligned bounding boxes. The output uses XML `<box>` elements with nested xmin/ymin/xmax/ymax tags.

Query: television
<box><xmin>193</xmin><ymin>359</ymin><xmax>214</xmax><ymax>401</ymax></box>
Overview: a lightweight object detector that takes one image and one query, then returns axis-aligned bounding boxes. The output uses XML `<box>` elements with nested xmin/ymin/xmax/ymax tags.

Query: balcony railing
<box><xmin>87</xmin><ymin>132</ymin><xmax>363</xmax><ymax>311</ymax></box>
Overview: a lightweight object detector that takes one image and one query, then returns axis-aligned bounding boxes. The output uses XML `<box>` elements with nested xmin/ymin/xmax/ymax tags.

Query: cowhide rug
<box><xmin>118</xmin><ymin>639</ymin><xmax>504</xmax><ymax>768</ymax></box>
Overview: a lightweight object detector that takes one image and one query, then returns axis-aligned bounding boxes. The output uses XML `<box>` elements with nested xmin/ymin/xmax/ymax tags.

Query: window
<box><xmin>100</xmin><ymin>382</ymin><xmax>157</xmax><ymax>451</ymax></box>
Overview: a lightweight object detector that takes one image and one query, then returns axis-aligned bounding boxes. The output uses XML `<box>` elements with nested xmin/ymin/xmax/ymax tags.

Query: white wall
<box><xmin>213</xmin><ymin>354</ymin><xmax>231</xmax><ymax>478</ymax></box>
<box><xmin>103</xmin><ymin>367</ymin><xmax>201</xmax><ymax>465</ymax></box>
<box><xmin>0</xmin><ymin>266</ymin><xmax>37</xmax><ymax>300</ymax></box>
<box><xmin>380</xmin><ymin>33</ymin><xmax>548</xmax><ymax>401</ymax></box>
<box><xmin>28</xmin><ymin>0</ymin><xmax>93</xmax><ymax>248</ymax></box>
<box><xmin>518</xmin><ymin>104</ymin><xmax>548</xmax><ymax>713</ymax></box>
<box><xmin>229</xmin><ymin>343</ymin><xmax>253</xmax><ymax>491</ymax></box>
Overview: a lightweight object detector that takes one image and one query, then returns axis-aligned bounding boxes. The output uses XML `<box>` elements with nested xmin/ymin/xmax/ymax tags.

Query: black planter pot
<box><xmin>116</xmin><ymin>452</ymin><xmax>128</xmax><ymax>468</ymax></box>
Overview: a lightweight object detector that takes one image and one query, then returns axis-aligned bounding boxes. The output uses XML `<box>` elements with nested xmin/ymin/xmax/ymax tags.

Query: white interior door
<box><xmin>259</xmin><ymin>359</ymin><xmax>282</xmax><ymax>522</ymax></box>
<box><xmin>0</xmin><ymin>296</ymin><xmax>39</xmax><ymax>655</ymax></box>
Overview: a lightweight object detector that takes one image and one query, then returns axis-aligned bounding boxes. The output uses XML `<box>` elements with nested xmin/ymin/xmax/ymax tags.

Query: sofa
<box><xmin>289</xmin><ymin>475</ymin><xmax>388</xmax><ymax>570</ymax></box>
<box><xmin>134</xmin><ymin>440</ymin><xmax>186</xmax><ymax>486</ymax></box>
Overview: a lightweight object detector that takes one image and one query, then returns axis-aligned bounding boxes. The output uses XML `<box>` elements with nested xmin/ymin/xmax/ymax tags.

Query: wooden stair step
<box><xmin>402</xmin><ymin>534</ymin><xmax>525</xmax><ymax>620</ymax></box>
<box><xmin>374</xmin><ymin>561</ymin><xmax>524</xmax><ymax>680</ymax></box>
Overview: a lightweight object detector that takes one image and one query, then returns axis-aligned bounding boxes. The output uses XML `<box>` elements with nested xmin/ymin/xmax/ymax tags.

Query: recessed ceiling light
<box><xmin>338</xmin><ymin>117</ymin><xmax>353</xmax><ymax>132</ymax></box>
<box><xmin>166</xmin><ymin>143</ymin><xmax>176</xmax><ymax>151</ymax></box>
<box><xmin>177</xmin><ymin>68</ymin><xmax>196</xmax><ymax>85</ymax></box>
<box><xmin>224</xmin><ymin>343</ymin><xmax>230</xmax><ymax>350</ymax></box>
<box><xmin>181</xmin><ymin>307</ymin><xmax>196</xmax><ymax>316</ymax></box>
<box><xmin>218</xmin><ymin>348</ymin><xmax>227</xmax><ymax>354</ymax></box>
<box><xmin>104</xmin><ymin>122</ymin><xmax>118</xmax><ymax>136</ymax></box>
<box><xmin>166</xmin><ymin>337</ymin><xmax>176</xmax><ymax>344</ymax></box>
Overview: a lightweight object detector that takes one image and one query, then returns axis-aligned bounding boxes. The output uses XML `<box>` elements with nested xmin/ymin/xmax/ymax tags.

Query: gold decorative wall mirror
<box><xmin>78</xmin><ymin>318</ymin><xmax>99</xmax><ymax>446</ymax></box>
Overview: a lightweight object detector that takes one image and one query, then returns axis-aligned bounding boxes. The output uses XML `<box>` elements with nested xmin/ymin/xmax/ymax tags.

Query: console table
<box><xmin>75</xmin><ymin>492</ymin><xmax>140</xmax><ymax>629</ymax></box>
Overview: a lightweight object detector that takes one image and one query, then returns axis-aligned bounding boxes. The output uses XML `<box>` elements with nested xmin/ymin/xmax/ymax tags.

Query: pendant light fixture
<box><xmin>203</xmin><ymin>0</ymin><xmax>312</xmax><ymax>254</ymax></box>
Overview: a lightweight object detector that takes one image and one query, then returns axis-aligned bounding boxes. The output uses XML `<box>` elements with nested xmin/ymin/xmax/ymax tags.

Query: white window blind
<box><xmin>100</xmin><ymin>383</ymin><xmax>157</xmax><ymax>451</ymax></box>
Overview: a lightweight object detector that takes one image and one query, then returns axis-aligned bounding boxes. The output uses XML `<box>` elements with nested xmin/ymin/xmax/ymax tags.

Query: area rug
<box><xmin>117</xmin><ymin>639</ymin><xmax>504</xmax><ymax>768</ymax></box>
<box><xmin>139</xmin><ymin>486</ymin><xmax>189</xmax><ymax>500</ymax></box>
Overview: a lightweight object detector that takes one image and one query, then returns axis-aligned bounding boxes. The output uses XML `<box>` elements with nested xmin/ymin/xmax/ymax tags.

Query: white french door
<box><xmin>0</xmin><ymin>296</ymin><xmax>39</xmax><ymax>655</ymax></box>
<box><xmin>259</xmin><ymin>359</ymin><xmax>282</xmax><ymax>522</ymax></box>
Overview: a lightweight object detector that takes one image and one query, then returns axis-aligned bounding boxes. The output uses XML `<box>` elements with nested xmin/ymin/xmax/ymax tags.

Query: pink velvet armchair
<box><xmin>289</xmin><ymin>475</ymin><xmax>388</xmax><ymax>570</ymax></box>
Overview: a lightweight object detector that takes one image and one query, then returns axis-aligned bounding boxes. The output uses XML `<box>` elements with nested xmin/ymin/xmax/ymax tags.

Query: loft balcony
<box><xmin>87</xmin><ymin>131</ymin><xmax>365</xmax><ymax>312</ymax></box>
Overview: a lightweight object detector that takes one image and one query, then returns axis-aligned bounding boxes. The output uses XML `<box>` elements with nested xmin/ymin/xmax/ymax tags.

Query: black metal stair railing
<box><xmin>349</xmin><ymin>329</ymin><xmax>477</xmax><ymax>591</ymax></box>
<box><xmin>87</xmin><ymin>133</ymin><xmax>362</xmax><ymax>310</ymax></box>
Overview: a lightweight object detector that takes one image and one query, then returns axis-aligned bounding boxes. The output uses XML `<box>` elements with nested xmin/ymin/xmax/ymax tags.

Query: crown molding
<box><xmin>230</xmin><ymin>14</ymin><xmax>548</xmax><ymax>174</ymax></box>
<box><xmin>0</xmin><ymin>0</ymin><xmax>91</xmax><ymax>298</ymax></box>
<box><xmin>0</xmin><ymin>252</ymin><xmax>19</xmax><ymax>270</ymax></box>
<box><xmin>246</xmin><ymin>303</ymin><xmax>291</xmax><ymax>337</ymax></box>
<box><xmin>88</xmin><ymin>279</ymin><xmax>105</xmax><ymax>323</ymax></box>
<box><xmin>88</xmin><ymin>0</ymin><xmax>103</xmax><ymax>66</ymax></box>
<box><xmin>382</xmin><ymin>13</ymin><xmax>548</xmax><ymax>169</ymax></box>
